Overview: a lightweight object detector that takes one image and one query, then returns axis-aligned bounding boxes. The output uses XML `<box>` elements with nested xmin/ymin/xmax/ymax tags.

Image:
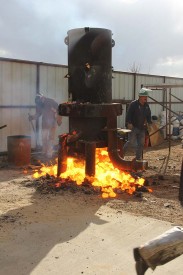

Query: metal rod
<box><xmin>0</xmin><ymin>105</ymin><xmax>35</xmax><ymax>108</ymax></box>
<box><xmin>144</xmin><ymin>84</ymin><xmax>183</xmax><ymax>89</ymax></box>
<box><xmin>171</xmin><ymin>93</ymin><xmax>183</xmax><ymax>103</ymax></box>
<box><xmin>36</xmin><ymin>64</ymin><xmax>40</xmax><ymax>94</ymax></box>
<box><xmin>85</xmin><ymin>142</ymin><xmax>96</xmax><ymax>177</ymax></box>
<box><xmin>57</xmin><ymin>134</ymin><xmax>68</xmax><ymax>177</ymax></box>
<box><xmin>168</xmin><ymin>88</ymin><xmax>172</xmax><ymax>154</ymax></box>
<box><xmin>148</xmin><ymin>96</ymin><xmax>181</xmax><ymax>117</ymax></box>
<box><xmin>179</xmin><ymin>159</ymin><xmax>183</xmax><ymax>206</ymax></box>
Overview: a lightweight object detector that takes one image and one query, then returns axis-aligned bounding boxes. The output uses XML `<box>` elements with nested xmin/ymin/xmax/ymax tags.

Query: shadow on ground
<box><xmin>0</xmin><ymin>187</ymin><xmax>108</xmax><ymax>275</ymax></box>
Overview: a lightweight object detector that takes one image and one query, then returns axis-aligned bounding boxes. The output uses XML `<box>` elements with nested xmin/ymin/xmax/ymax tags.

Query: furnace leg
<box><xmin>85</xmin><ymin>141</ymin><xmax>96</xmax><ymax>177</ymax></box>
<box><xmin>57</xmin><ymin>134</ymin><xmax>68</xmax><ymax>177</ymax></box>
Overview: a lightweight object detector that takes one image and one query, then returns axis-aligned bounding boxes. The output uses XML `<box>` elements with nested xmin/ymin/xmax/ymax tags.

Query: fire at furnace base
<box><xmin>33</xmin><ymin>148</ymin><xmax>152</xmax><ymax>198</ymax></box>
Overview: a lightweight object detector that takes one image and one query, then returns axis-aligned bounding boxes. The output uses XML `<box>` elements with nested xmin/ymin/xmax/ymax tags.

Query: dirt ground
<box><xmin>0</xmin><ymin>138</ymin><xmax>183</xmax><ymax>232</ymax></box>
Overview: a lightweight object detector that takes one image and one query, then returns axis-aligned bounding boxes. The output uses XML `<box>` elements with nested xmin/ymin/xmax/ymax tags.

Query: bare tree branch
<box><xmin>128</xmin><ymin>62</ymin><xmax>141</xmax><ymax>73</ymax></box>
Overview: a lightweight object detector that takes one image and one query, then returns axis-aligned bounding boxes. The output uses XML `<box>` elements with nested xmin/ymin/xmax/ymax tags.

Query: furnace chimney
<box><xmin>57</xmin><ymin>27</ymin><xmax>147</xmax><ymax>177</ymax></box>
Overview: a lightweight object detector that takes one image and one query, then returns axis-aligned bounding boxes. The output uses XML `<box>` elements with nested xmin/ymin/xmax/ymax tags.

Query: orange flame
<box><xmin>33</xmin><ymin>148</ymin><xmax>146</xmax><ymax>198</ymax></box>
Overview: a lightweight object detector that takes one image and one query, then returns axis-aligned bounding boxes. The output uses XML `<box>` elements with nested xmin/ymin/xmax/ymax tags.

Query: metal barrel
<box><xmin>7</xmin><ymin>135</ymin><xmax>31</xmax><ymax>166</ymax></box>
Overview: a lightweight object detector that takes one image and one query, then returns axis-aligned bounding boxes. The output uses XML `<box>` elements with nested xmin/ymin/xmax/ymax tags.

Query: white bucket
<box><xmin>171</xmin><ymin>135</ymin><xmax>179</xmax><ymax>140</ymax></box>
<box><xmin>171</xmin><ymin>116</ymin><xmax>177</xmax><ymax>123</ymax></box>
<box><xmin>172</xmin><ymin>120</ymin><xmax>180</xmax><ymax>127</ymax></box>
<box><xmin>161</xmin><ymin>111</ymin><xmax>167</xmax><ymax>117</ymax></box>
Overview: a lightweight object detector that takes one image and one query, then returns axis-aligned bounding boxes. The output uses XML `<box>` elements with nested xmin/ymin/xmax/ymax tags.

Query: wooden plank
<box><xmin>138</xmin><ymin>226</ymin><xmax>183</xmax><ymax>270</ymax></box>
<box><xmin>148</xmin><ymin>123</ymin><xmax>164</xmax><ymax>146</ymax></box>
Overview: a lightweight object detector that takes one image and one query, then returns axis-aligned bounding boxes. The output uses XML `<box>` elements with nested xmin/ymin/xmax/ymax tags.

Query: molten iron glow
<box><xmin>33</xmin><ymin>148</ymin><xmax>145</xmax><ymax>198</ymax></box>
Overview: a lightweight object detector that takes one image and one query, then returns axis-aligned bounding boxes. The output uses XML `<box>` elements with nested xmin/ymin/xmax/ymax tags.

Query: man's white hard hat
<box><xmin>139</xmin><ymin>88</ymin><xmax>152</xmax><ymax>96</ymax></box>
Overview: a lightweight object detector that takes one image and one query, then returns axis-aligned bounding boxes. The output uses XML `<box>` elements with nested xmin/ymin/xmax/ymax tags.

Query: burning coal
<box><xmin>33</xmin><ymin>148</ymin><xmax>152</xmax><ymax>198</ymax></box>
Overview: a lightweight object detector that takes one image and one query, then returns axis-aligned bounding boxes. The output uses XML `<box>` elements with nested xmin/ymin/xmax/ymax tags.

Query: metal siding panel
<box><xmin>21</xmin><ymin>63</ymin><xmax>37</xmax><ymax>104</ymax></box>
<box><xmin>55</xmin><ymin>66</ymin><xmax>68</xmax><ymax>103</ymax></box>
<box><xmin>2</xmin><ymin>61</ymin><xmax>12</xmax><ymax>105</ymax></box>
<box><xmin>122</xmin><ymin>74</ymin><xmax>134</xmax><ymax>100</ymax></box>
<box><xmin>165</xmin><ymin>77</ymin><xmax>183</xmax><ymax>101</ymax></box>
<box><xmin>123</xmin><ymin>74</ymin><xmax>128</xmax><ymax>99</ymax></box>
<box><xmin>12</xmin><ymin>63</ymin><xmax>22</xmax><ymax>105</ymax></box>
<box><xmin>112</xmin><ymin>72</ymin><xmax>120</xmax><ymax>99</ymax></box>
<box><xmin>47</xmin><ymin>66</ymin><xmax>57</xmax><ymax>98</ymax></box>
<box><xmin>39</xmin><ymin>65</ymin><xmax>68</xmax><ymax>102</ymax></box>
<box><xmin>172</xmin><ymin>104</ymin><xmax>183</xmax><ymax>116</ymax></box>
<box><xmin>1</xmin><ymin>59</ymin><xmax>183</xmax><ymax>152</ymax></box>
<box><xmin>39</xmin><ymin>65</ymin><xmax>49</xmax><ymax>95</ymax></box>
<box><xmin>113</xmin><ymin>72</ymin><xmax>134</xmax><ymax>100</ymax></box>
<box><xmin>1</xmin><ymin>62</ymin><xmax>37</xmax><ymax>106</ymax></box>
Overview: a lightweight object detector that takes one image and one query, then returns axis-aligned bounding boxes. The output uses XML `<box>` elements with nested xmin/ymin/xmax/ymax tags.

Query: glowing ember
<box><xmin>33</xmin><ymin>148</ymin><xmax>147</xmax><ymax>198</ymax></box>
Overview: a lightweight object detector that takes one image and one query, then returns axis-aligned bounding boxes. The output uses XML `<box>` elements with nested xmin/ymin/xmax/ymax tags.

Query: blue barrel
<box><xmin>172</xmin><ymin>127</ymin><xmax>179</xmax><ymax>136</ymax></box>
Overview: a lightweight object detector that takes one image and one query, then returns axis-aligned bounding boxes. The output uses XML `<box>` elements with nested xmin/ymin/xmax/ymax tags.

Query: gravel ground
<box><xmin>0</xmin><ymin>139</ymin><xmax>183</xmax><ymax>228</ymax></box>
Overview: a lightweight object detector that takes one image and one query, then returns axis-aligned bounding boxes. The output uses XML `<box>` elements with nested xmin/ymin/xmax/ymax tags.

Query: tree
<box><xmin>128</xmin><ymin>62</ymin><xmax>141</xmax><ymax>73</ymax></box>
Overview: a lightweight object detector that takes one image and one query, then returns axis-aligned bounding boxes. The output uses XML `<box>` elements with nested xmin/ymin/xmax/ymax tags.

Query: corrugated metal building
<box><xmin>0</xmin><ymin>57</ymin><xmax>183</xmax><ymax>153</ymax></box>
<box><xmin>113</xmin><ymin>71</ymin><xmax>183</xmax><ymax>129</ymax></box>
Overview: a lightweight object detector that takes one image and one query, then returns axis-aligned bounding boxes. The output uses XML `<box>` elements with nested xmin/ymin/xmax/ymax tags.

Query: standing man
<box><xmin>123</xmin><ymin>88</ymin><xmax>152</xmax><ymax>160</ymax></box>
<box><xmin>29</xmin><ymin>92</ymin><xmax>62</xmax><ymax>158</ymax></box>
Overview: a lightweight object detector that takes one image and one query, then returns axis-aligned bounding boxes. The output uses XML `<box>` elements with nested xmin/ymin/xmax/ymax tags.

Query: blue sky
<box><xmin>0</xmin><ymin>0</ymin><xmax>183</xmax><ymax>77</ymax></box>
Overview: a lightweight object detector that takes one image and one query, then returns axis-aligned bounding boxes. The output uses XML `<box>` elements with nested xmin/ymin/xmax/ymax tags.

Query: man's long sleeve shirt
<box><xmin>126</xmin><ymin>100</ymin><xmax>152</xmax><ymax>130</ymax></box>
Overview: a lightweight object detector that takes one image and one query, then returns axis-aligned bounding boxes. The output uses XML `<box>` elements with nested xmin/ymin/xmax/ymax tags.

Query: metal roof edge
<box><xmin>0</xmin><ymin>57</ymin><xmax>68</xmax><ymax>68</ymax></box>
